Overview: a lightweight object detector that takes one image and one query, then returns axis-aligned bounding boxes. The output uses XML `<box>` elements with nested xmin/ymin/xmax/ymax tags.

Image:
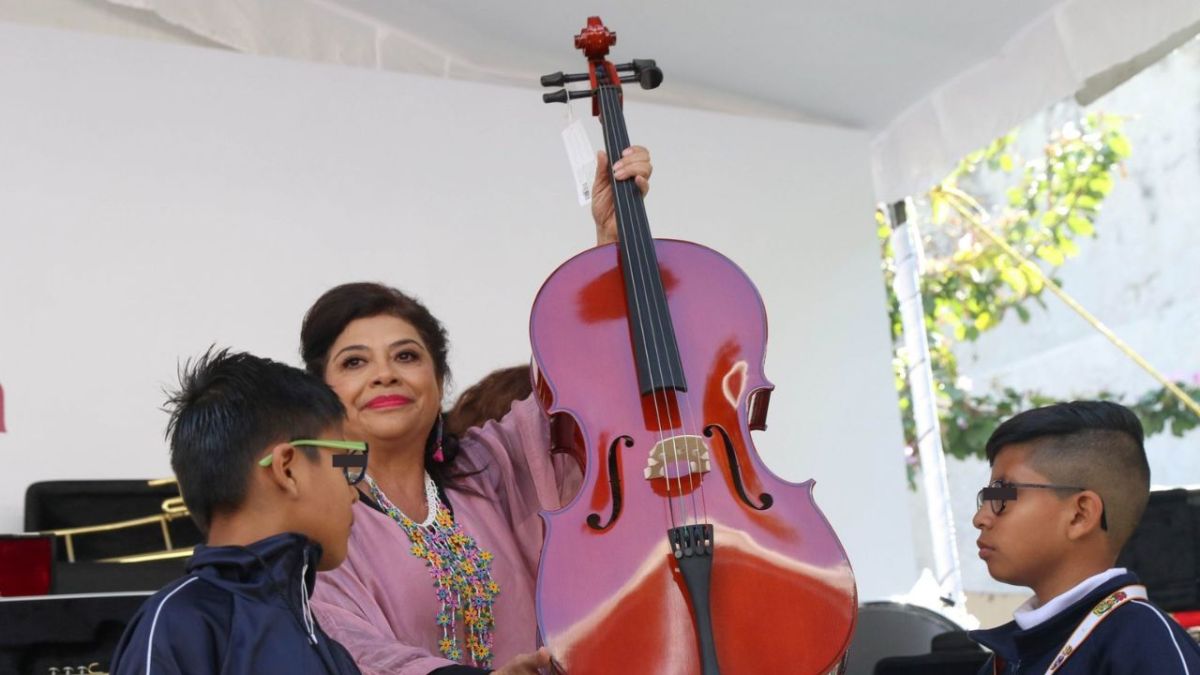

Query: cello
<box><xmin>530</xmin><ymin>17</ymin><xmax>857</xmax><ymax>674</ymax></box>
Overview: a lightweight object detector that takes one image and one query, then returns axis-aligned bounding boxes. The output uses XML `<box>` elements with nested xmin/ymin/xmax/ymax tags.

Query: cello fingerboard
<box><xmin>596</xmin><ymin>84</ymin><xmax>687</xmax><ymax>395</ymax></box>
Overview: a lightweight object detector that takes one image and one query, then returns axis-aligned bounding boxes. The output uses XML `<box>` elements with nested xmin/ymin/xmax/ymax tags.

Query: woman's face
<box><xmin>322</xmin><ymin>314</ymin><xmax>442</xmax><ymax>450</ymax></box>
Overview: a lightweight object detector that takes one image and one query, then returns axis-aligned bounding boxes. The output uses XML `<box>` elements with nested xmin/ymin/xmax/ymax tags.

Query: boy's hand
<box><xmin>492</xmin><ymin>646</ymin><xmax>551</xmax><ymax>674</ymax></box>
<box><xmin>592</xmin><ymin>146</ymin><xmax>653</xmax><ymax>245</ymax></box>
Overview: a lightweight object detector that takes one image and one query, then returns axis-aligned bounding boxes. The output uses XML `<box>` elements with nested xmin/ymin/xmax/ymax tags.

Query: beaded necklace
<box><xmin>364</xmin><ymin>472</ymin><xmax>499</xmax><ymax>668</ymax></box>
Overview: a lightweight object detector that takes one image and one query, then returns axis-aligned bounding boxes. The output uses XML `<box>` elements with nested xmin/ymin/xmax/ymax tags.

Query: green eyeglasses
<box><xmin>259</xmin><ymin>439</ymin><xmax>369</xmax><ymax>486</ymax></box>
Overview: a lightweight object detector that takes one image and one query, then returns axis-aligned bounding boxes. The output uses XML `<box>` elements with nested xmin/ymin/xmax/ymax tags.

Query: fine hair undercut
<box><xmin>985</xmin><ymin>400</ymin><xmax>1150</xmax><ymax>549</ymax></box>
<box><xmin>165</xmin><ymin>347</ymin><xmax>346</xmax><ymax>534</ymax></box>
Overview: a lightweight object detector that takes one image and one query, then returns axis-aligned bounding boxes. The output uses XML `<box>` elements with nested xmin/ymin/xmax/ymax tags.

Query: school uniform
<box><xmin>109</xmin><ymin>532</ymin><xmax>361</xmax><ymax>674</ymax></box>
<box><xmin>971</xmin><ymin>569</ymin><xmax>1200</xmax><ymax>674</ymax></box>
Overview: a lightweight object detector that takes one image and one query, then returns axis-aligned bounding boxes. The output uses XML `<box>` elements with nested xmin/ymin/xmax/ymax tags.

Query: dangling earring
<box><xmin>432</xmin><ymin>414</ymin><xmax>445</xmax><ymax>463</ymax></box>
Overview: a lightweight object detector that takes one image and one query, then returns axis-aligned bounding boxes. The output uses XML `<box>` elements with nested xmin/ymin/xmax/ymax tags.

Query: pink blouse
<box><xmin>311</xmin><ymin>397</ymin><xmax>582</xmax><ymax>675</ymax></box>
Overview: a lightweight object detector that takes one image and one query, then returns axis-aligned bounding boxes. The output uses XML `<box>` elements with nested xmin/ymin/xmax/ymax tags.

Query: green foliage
<box><xmin>882</xmin><ymin>113</ymin><xmax>1199</xmax><ymax>465</ymax></box>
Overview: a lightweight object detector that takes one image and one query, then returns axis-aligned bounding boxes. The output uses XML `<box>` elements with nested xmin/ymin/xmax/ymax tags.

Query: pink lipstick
<box><xmin>365</xmin><ymin>394</ymin><xmax>412</xmax><ymax>409</ymax></box>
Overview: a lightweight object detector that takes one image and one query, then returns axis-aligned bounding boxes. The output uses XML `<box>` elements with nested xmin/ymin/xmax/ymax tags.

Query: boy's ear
<box><xmin>1066</xmin><ymin>490</ymin><xmax>1106</xmax><ymax>539</ymax></box>
<box><xmin>264</xmin><ymin>442</ymin><xmax>302</xmax><ymax>497</ymax></box>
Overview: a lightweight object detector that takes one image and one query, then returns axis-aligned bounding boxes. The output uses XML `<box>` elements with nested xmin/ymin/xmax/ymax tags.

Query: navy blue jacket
<box><xmin>970</xmin><ymin>572</ymin><xmax>1200</xmax><ymax>674</ymax></box>
<box><xmin>110</xmin><ymin>532</ymin><xmax>361</xmax><ymax>674</ymax></box>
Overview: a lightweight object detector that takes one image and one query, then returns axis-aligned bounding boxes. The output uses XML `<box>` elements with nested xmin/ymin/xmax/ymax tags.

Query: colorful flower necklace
<box><xmin>364</xmin><ymin>472</ymin><xmax>499</xmax><ymax>668</ymax></box>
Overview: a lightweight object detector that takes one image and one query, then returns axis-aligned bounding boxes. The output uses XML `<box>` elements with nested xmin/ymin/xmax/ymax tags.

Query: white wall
<box><xmin>0</xmin><ymin>22</ymin><xmax>914</xmax><ymax>600</ymax></box>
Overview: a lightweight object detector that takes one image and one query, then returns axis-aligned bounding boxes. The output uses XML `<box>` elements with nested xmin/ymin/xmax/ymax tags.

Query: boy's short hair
<box><xmin>165</xmin><ymin>348</ymin><xmax>346</xmax><ymax>533</ymax></box>
<box><xmin>985</xmin><ymin>400</ymin><xmax>1149</xmax><ymax>550</ymax></box>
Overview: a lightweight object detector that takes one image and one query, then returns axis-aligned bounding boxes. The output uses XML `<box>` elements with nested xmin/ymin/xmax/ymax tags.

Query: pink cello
<box><xmin>530</xmin><ymin>17</ymin><xmax>857</xmax><ymax>674</ymax></box>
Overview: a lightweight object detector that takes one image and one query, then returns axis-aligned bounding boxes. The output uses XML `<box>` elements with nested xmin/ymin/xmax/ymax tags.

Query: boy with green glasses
<box><xmin>110</xmin><ymin>348</ymin><xmax>364</xmax><ymax>674</ymax></box>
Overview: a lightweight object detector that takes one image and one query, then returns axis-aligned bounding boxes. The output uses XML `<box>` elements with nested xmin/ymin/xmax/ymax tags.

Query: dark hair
<box><xmin>300</xmin><ymin>282</ymin><xmax>464</xmax><ymax>485</ymax></box>
<box><xmin>165</xmin><ymin>348</ymin><xmax>346</xmax><ymax>534</ymax></box>
<box><xmin>985</xmin><ymin>400</ymin><xmax>1150</xmax><ymax>548</ymax></box>
<box><xmin>446</xmin><ymin>365</ymin><xmax>532</xmax><ymax>437</ymax></box>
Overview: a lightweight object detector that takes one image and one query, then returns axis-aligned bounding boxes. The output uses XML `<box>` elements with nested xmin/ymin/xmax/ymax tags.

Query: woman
<box><xmin>306</xmin><ymin>149</ymin><xmax>652</xmax><ymax>675</ymax></box>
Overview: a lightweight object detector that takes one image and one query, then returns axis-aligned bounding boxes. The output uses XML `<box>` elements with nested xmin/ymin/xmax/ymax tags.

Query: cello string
<box><xmin>597</xmin><ymin>82</ymin><xmax>679</xmax><ymax>525</ymax></box>
<box><xmin>595</xmin><ymin>81</ymin><xmax>681</xmax><ymax>528</ymax></box>
<box><xmin>597</xmin><ymin>82</ymin><xmax>691</xmax><ymax>530</ymax></box>
<box><xmin>605</xmin><ymin>101</ymin><xmax>709</xmax><ymax>530</ymax></box>
<box><xmin>602</xmin><ymin>83</ymin><xmax>705</xmax><ymax>530</ymax></box>
<box><xmin>606</xmin><ymin>86</ymin><xmax>705</xmax><ymax>532</ymax></box>
<box><xmin>597</xmin><ymin>84</ymin><xmax>691</xmax><ymax>530</ymax></box>
<box><xmin>613</xmin><ymin>104</ymin><xmax>703</xmax><ymax>537</ymax></box>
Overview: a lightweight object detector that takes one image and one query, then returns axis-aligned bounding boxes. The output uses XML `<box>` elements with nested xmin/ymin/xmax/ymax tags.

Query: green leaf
<box><xmin>1109</xmin><ymin>135</ymin><xmax>1132</xmax><ymax>159</ymax></box>
<box><xmin>1021</xmin><ymin>263</ymin><xmax>1045</xmax><ymax>294</ymax></box>
<box><xmin>1007</xmin><ymin>186</ymin><xmax>1026</xmax><ymax>207</ymax></box>
<box><xmin>1066</xmin><ymin>214</ymin><xmax>1096</xmax><ymax>236</ymax></box>
<box><xmin>931</xmin><ymin>192</ymin><xmax>949</xmax><ymax>225</ymax></box>
<box><xmin>1000</xmin><ymin>267</ymin><xmax>1028</xmax><ymax>296</ymax></box>
<box><xmin>1088</xmin><ymin>174</ymin><xmax>1114</xmax><ymax>195</ymax></box>
<box><xmin>1036</xmin><ymin>245</ymin><xmax>1066</xmax><ymax>266</ymax></box>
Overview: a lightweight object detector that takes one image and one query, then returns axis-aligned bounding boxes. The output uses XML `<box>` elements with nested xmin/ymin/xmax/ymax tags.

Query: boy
<box><xmin>970</xmin><ymin>400</ymin><xmax>1200</xmax><ymax>673</ymax></box>
<box><xmin>110</xmin><ymin>349</ymin><xmax>366</xmax><ymax>674</ymax></box>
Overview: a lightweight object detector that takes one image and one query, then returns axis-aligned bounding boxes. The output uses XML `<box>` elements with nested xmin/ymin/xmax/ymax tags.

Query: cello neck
<box><xmin>596</xmin><ymin>85</ymin><xmax>651</xmax><ymax>250</ymax></box>
<box><xmin>595</xmin><ymin>83</ymin><xmax>687</xmax><ymax>395</ymax></box>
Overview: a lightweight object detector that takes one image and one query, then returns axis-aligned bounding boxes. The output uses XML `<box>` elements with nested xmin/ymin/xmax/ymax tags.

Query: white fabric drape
<box><xmin>106</xmin><ymin>0</ymin><xmax>1200</xmax><ymax>211</ymax></box>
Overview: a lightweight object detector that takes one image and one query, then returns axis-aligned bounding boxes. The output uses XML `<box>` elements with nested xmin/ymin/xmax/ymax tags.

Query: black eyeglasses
<box><xmin>258</xmin><ymin>440</ymin><xmax>369</xmax><ymax>486</ymax></box>
<box><xmin>976</xmin><ymin>480</ymin><xmax>1108</xmax><ymax>530</ymax></box>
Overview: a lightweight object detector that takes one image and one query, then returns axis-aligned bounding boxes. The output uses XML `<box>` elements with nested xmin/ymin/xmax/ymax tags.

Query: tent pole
<box><xmin>888</xmin><ymin>198</ymin><xmax>964</xmax><ymax>606</ymax></box>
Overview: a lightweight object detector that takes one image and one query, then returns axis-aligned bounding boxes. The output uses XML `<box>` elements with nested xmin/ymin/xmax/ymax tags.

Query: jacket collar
<box><xmin>187</xmin><ymin>531</ymin><xmax>323</xmax><ymax>604</ymax></box>
<box><xmin>969</xmin><ymin>571</ymin><xmax>1141</xmax><ymax>664</ymax></box>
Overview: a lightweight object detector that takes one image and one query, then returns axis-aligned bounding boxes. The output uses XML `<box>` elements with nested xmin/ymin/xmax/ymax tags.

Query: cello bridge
<box><xmin>644</xmin><ymin>435</ymin><xmax>712</xmax><ymax>481</ymax></box>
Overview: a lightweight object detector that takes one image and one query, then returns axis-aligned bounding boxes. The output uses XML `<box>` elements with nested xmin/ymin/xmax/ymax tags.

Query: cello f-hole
<box><xmin>586</xmin><ymin>435</ymin><xmax>634</xmax><ymax>530</ymax></box>
<box><xmin>704</xmin><ymin>425</ymin><xmax>774</xmax><ymax>511</ymax></box>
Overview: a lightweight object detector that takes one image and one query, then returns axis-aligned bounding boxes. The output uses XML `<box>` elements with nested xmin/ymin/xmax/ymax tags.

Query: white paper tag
<box><xmin>561</xmin><ymin>115</ymin><xmax>596</xmax><ymax>206</ymax></box>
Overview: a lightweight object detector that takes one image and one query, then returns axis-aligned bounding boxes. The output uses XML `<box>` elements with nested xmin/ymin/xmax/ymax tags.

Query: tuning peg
<box><xmin>615</xmin><ymin>59</ymin><xmax>656</xmax><ymax>73</ymax></box>
<box><xmin>613</xmin><ymin>59</ymin><xmax>663</xmax><ymax>90</ymax></box>
<box><xmin>637</xmin><ymin>65</ymin><xmax>663</xmax><ymax>90</ymax></box>
<box><xmin>541</xmin><ymin>71</ymin><xmax>592</xmax><ymax>87</ymax></box>
<box><xmin>620</xmin><ymin>70</ymin><xmax>663</xmax><ymax>90</ymax></box>
<box><xmin>542</xmin><ymin>89</ymin><xmax>595</xmax><ymax>104</ymax></box>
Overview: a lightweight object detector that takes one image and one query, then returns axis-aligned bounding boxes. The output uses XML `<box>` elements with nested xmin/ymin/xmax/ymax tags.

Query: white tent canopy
<box><xmin>35</xmin><ymin>0</ymin><xmax>1200</xmax><ymax>199</ymax></box>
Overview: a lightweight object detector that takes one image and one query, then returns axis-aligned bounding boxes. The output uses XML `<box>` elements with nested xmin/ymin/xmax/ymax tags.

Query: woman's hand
<box><xmin>591</xmin><ymin>145</ymin><xmax>653</xmax><ymax>246</ymax></box>
<box><xmin>492</xmin><ymin>647</ymin><xmax>552</xmax><ymax>674</ymax></box>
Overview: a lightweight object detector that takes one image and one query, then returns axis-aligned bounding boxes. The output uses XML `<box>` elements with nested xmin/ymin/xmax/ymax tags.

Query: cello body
<box><xmin>531</xmin><ymin>240</ymin><xmax>857</xmax><ymax>674</ymax></box>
